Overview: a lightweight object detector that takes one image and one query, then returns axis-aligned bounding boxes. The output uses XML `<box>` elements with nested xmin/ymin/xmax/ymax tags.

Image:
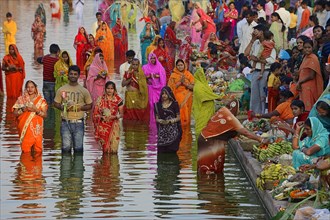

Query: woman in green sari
<box><xmin>53</xmin><ymin>51</ymin><xmax>73</xmax><ymax>92</ymax></box>
<box><xmin>192</xmin><ymin>67</ymin><xmax>221</xmax><ymax>136</ymax></box>
<box><xmin>309</xmin><ymin>91</ymin><xmax>330</xmax><ymax>133</ymax></box>
<box><xmin>292</xmin><ymin>117</ymin><xmax>330</xmax><ymax>170</ymax></box>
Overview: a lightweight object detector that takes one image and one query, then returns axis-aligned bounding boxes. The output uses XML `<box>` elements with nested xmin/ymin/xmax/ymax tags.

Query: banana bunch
<box><xmin>256</xmin><ymin>163</ymin><xmax>296</xmax><ymax>190</ymax></box>
<box><xmin>253</xmin><ymin>141</ymin><xmax>293</xmax><ymax>162</ymax></box>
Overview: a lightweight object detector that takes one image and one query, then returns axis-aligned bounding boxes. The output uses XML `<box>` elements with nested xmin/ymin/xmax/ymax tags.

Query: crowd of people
<box><xmin>1</xmin><ymin>0</ymin><xmax>330</xmax><ymax>175</ymax></box>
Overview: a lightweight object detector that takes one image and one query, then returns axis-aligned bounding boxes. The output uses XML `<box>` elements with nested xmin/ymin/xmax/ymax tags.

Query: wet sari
<box><xmin>31</xmin><ymin>17</ymin><xmax>45</xmax><ymax>50</ymax></box>
<box><xmin>74</xmin><ymin>27</ymin><xmax>88</xmax><ymax>72</ymax></box>
<box><xmin>93</xmin><ymin>93</ymin><xmax>123</xmax><ymax>154</ymax></box>
<box><xmin>123</xmin><ymin>64</ymin><xmax>149</xmax><ymax>121</ymax></box>
<box><xmin>140</xmin><ymin>24</ymin><xmax>155</xmax><ymax>65</ymax></box>
<box><xmin>155</xmin><ymin>86</ymin><xmax>182</xmax><ymax>153</ymax></box>
<box><xmin>298</xmin><ymin>53</ymin><xmax>324</xmax><ymax>111</ymax></box>
<box><xmin>86</xmin><ymin>53</ymin><xmax>110</xmax><ymax>103</ymax></box>
<box><xmin>193</xmin><ymin>67</ymin><xmax>221</xmax><ymax>137</ymax></box>
<box><xmin>54</xmin><ymin>51</ymin><xmax>73</xmax><ymax>92</ymax></box>
<box><xmin>146</xmin><ymin>35</ymin><xmax>161</xmax><ymax>61</ymax></box>
<box><xmin>164</xmin><ymin>23</ymin><xmax>182</xmax><ymax>70</ymax></box>
<box><xmin>168</xmin><ymin>67</ymin><xmax>194</xmax><ymax>127</ymax></box>
<box><xmin>153</xmin><ymin>45</ymin><xmax>172</xmax><ymax>82</ymax></box>
<box><xmin>2</xmin><ymin>44</ymin><xmax>25</xmax><ymax>98</ymax></box>
<box><xmin>95</xmin><ymin>23</ymin><xmax>114</xmax><ymax>71</ymax></box>
<box><xmin>198</xmin><ymin>100</ymin><xmax>241</xmax><ymax>174</ymax></box>
<box><xmin>112</xmin><ymin>19</ymin><xmax>128</xmax><ymax>70</ymax></box>
<box><xmin>292</xmin><ymin>117</ymin><xmax>330</xmax><ymax>169</ymax></box>
<box><xmin>142</xmin><ymin>53</ymin><xmax>167</xmax><ymax>125</ymax></box>
<box><xmin>12</xmin><ymin>90</ymin><xmax>48</xmax><ymax>152</ymax></box>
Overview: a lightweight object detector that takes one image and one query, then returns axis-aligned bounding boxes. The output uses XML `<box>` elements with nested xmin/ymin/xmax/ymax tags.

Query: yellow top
<box><xmin>289</xmin><ymin>13</ymin><xmax>297</xmax><ymax>29</ymax></box>
<box><xmin>268</xmin><ymin>73</ymin><xmax>281</xmax><ymax>88</ymax></box>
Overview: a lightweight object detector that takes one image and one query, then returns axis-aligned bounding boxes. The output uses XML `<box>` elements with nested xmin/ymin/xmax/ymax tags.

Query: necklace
<box><xmin>162</xmin><ymin>101</ymin><xmax>172</xmax><ymax>109</ymax></box>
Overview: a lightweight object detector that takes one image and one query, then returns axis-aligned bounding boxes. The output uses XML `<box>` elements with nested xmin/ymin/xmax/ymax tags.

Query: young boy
<box><xmin>251</xmin><ymin>30</ymin><xmax>275</xmax><ymax>77</ymax></box>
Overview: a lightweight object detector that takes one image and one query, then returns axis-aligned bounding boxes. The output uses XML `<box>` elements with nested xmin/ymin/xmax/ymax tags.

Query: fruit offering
<box><xmin>256</xmin><ymin>163</ymin><xmax>296</xmax><ymax>190</ymax></box>
<box><xmin>253</xmin><ymin>141</ymin><xmax>293</xmax><ymax>162</ymax></box>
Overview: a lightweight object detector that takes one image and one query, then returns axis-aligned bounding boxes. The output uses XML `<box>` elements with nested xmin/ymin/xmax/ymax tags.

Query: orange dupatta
<box><xmin>95</xmin><ymin>23</ymin><xmax>114</xmax><ymax>70</ymax></box>
<box><xmin>2</xmin><ymin>44</ymin><xmax>25</xmax><ymax>78</ymax></box>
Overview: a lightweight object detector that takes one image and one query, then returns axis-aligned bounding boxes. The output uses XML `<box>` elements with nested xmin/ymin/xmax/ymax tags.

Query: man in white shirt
<box><xmin>91</xmin><ymin>12</ymin><xmax>102</xmax><ymax>37</ymax></box>
<box><xmin>314</xmin><ymin>0</ymin><xmax>328</xmax><ymax>27</ymax></box>
<box><xmin>265</xmin><ymin>0</ymin><xmax>274</xmax><ymax>21</ymax></box>
<box><xmin>238</xmin><ymin>10</ymin><xmax>258</xmax><ymax>54</ymax></box>
<box><xmin>326</xmin><ymin>2</ymin><xmax>330</xmax><ymax>25</ymax></box>
<box><xmin>244</xmin><ymin>24</ymin><xmax>276</xmax><ymax>114</ymax></box>
<box><xmin>119</xmin><ymin>50</ymin><xmax>136</xmax><ymax>98</ymax></box>
<box><xmin>257</xmin><ymin>2</ymin><xmax>266</xmax><ymax>20</ymax></box>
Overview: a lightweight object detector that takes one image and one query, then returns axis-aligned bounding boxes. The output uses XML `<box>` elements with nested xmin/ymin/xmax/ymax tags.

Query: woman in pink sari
<box><xmin>190</xmin><ymin>5</ymin><xmax>202</xmax><ymax>45</ymax></box>
<box><xmin>192</xmin><ymin>6</ymin><xmax>217</xmax><ymax>51</ymax></box>
<box><xmin>142</xmin><ymin>52</ymin><xmax>166</xmax><ymax>125</ymax></box>
<box><xmin>86</xmin><ymin>53</ymin><xmax>110</xmax><ymax>103</ymax></box>
<box><xmin>223</xmin><ymin>2</ymin><xmax>238</xmax><ymax>41</ymax></box>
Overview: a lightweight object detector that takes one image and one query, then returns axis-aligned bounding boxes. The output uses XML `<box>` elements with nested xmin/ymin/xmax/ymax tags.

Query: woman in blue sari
<box><xmin>309</xmin><ymin>92</ymin><xmax>330</xmax><ymax>133</ymax></box>
<box><xmin>140</xmin><ymin>23</ymin><xmax>155</xmax><ymax>65</ymax></box>
<box><xmin>292</xmin><ymin>117</ymin><xmax>330</xmax><ymax>170</ymax></box>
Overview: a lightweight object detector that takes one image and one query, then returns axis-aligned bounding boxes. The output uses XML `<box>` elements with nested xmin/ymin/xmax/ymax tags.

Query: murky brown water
<box><xmin>0</xmin><ymin>1</ymin><xmax>267</xmax><ymax>219</ymax></box>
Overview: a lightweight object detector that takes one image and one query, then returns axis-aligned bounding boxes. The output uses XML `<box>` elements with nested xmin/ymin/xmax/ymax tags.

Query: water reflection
<box><xmin>12</xmin><ymin>152</ymin><xmax>44</xmax><ymax>200</ymax></box>
<box><xmin>91</xmin><ymin>154</ymin><xmax>121</xmax><ymax>217</ymax></box>
<box><xmin>55</xmin><ymin>152</ymin><xmax>84</xmax><ymax>218</ymax></box>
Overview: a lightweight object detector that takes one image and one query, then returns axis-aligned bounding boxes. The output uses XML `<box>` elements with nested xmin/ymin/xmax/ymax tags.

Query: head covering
<box><xmin>88</xmin><ymin>53</ymin><xmax>108</xmax><ymax>78</ymax></box>
<box><xmin>8</xmin><ymin>44</ymin><xmax>25</xmax><ymax>78</ymax></box>
<box><xmin>309</xmin><ymin>93</ymin><xmax>330</xmax><ymax>132</ymax></box>
<box><xmin>12</xmin><ymin>80</ymin><xmax>40</xmax><ymax>109</ymax></box>
<box><xmin>299</xmin><ymin>117</ymin><xmax>330</xmax><ymax>156</ymax></box>
<box><xmin>142</xmin><ymin>52</ymin><xmax>167</xmax><ymax>88</ymax></box>
<box><xmin>58</xmin><ymin>50</ymin><xmax>73</xmax><ymax>66</ymax></box>
<box><xmin>159</xmin><ymin>86</ymin><xmax>176</xmax><ymax>102</ymax></box>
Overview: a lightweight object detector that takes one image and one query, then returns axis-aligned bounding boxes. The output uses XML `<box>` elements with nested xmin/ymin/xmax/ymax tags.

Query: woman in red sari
<box><xmin>112</xmin><ymin>18</ymin><xmax>128</xmax><ymax>71</ymax></box>
<box><xmin>223</xmin><ymin>2</ymin><xmax>238</xmax><ymax>41</ymax></box>
<box><xmin>192</xmin><ymin>6</ymin><xmax>217</xmax><ymax>52</ymax></box>
<box><xmin>0</xmin><ymin>63</ymin><xmax>3</xmax><ymax>95</ymax></box>
<box><xmin>198</xmin><ymin>100</ymin><xmax>269</xmax><ymax>174</ymax></box>
<box><xmin>2</xmin><ymin>44</ymin><xmax>25</xmax><ymax>98</ymax></box>
<box><xmin>12</xmin><ymin>80</ymin><xmax>48</xmax><ymax>153</ymax></box>
<box><xmin>297</xmin><ymin>40</ymin><xmax>324</xmax><ymax>111</ymax></box>
<box><xmin>82</xmin><ymin>34</ymin><xmax>97</xmax><ymax>69</ymax></box>
<box><xmin>74</xmin><ymin>27</ymin><xmax>88</xmax><ymax>73</ymax></box>
<box><xmin>164</xmin><ymin>21</ymin><xmax>182</xmax><ymax>69</ymax></box>
<box><xmin>153</xmin><ymin>38</ymin><xmax>172</xmax><ymax>82</ymax></box>
<box><xmin>93</xmin><ymin>81</ymin><xmax>124</xmax><ymax>154</ymax></box>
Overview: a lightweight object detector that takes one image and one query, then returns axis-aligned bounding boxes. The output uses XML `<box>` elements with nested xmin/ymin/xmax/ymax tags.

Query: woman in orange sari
<box><xmin>2</xmin><ymin>44</ymin><xmax>25</xmax><ymax>98</ymax></box>
<box><xmin>92</xmin><ymin>81</ymin><xmax>124</xmax><ymax>154</ymax></box>
<box><xmin>297</xmin><ymin>40</ymin><xmax>324</xmax><ymax>111</ymax></box>
<box><xmin>198</xmin><ymin>100</ymin><xmax>268</xmax><ymax>174</ymax></box>
<box><xmin>168</xmin><ymin>59</ymin><xmax>194</xmax><ymax>127</ymax></box>
<box><xmin>12</xmin><ymin>80</ymin><xmax>48</xmax><ymax>153</ymax></box>
<box><xmin>95</xmin><ymin>22</ymin><xmax>114</xmax><ymax>71</ymax></box>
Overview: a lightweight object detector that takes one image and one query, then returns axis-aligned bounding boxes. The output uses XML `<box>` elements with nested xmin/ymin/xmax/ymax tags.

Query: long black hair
<box><xmin>271</xmin><ymin>12</ymin><xmax>286</xmax><ymax>32</ymax></box>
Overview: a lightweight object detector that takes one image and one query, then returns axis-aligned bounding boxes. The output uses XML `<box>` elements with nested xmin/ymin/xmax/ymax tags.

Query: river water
<box><xmin>0</xmin><ymin>1</ymin><xmax>267</xmax><ymax>219</ymax></box>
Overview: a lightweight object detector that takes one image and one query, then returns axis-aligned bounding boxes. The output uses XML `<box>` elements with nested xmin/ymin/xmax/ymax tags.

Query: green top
<box><xmin>192</xmin><ymin>68</ymin><xmax>221</xmax><ymax>136</ymax></box>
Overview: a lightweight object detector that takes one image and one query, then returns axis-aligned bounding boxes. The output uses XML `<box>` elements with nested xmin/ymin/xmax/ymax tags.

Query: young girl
<box><xmin>92</xmin><ymin>81</ymin><xmax>124</xmax><ymax>154</ymax></box>
<box><xmin>267</xmin><ymin>62</ymin><xmax>282</xmax><ymax>112</ymax></box>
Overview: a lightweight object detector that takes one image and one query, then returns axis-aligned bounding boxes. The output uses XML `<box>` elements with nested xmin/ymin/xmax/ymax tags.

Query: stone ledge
<box><xmin>228</xmin><ymin>139</ymin><xmax>288</xmax><ymax>218</ymax></box>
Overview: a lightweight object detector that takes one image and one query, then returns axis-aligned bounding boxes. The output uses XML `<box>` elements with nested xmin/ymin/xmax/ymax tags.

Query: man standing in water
<box><xmin>2</xmin><ymin>12</ymin><xmax>17</xmax><ymax>54</ymax></box>
<box><xmin>38</xmin><ymin>44</ymin><xmax>60</xmax><ymax>105</ymax></box>
<box><xmin>54</xmin><ymin>65</ymin><xmax>93</xmax><ymax>153</ymax></box>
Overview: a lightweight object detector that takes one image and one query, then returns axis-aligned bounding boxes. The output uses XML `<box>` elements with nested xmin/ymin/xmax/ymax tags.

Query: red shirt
<box><xmin>42</xmin><ymin>55</ymin><xmax>59</xmax><ymax>82</ymax></box>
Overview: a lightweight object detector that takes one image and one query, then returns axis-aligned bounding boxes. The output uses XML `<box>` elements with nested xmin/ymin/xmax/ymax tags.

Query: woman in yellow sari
<box><xmin>13</xmin><ymin>80</ymin><xmax>48</xmax><ymax>153</ymax></box>
<box><xmin>95</xmin><ymin>22</ymin><xmax>114</xmax><ymax>71</ymax></box>
<box><xmin>54</xmin><ymin>50</ymin><xmax>73</xmax><ymax>92</ymax></box>
<box><xmin>168</xmin><ymin>59</ymin><xmax>194</xmax><ymax>127</ymax></box>
<box><xmin>146</xmin><ymin>35</ymin><xmax>161</xmax><ymax>61</ymax></box>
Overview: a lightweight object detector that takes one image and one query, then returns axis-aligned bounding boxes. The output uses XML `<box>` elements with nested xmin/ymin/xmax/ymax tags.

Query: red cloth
<box><xmin>153</xmin><ymin>46</ymin><xmax>172</xmax><ymax>82</ymax></box>
<box><xmin>74</xmin><ymin>27</ymin><xmax>88</xmax><ymax>73</ymax></box>
<box><xmin>112</xmin><ymin>21</ymin><xmax>128</xmax><ymax>71</ymax></box>
<box><xmin>42</xmin><ymin>55</ymin><xmax>59</xmax><ymax>82</ymax></box>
